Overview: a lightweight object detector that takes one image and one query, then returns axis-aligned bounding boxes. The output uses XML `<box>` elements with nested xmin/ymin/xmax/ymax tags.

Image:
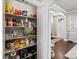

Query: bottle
<box><xmin>19</xmin><ymin>49</ymin><xmax>25</xmax><ymax>59</ymax></box>
<box><xmin>21</xmin><ymin>20</ymin><xmax>24</xmax><ymax>27</ymax></box>
<box><xmin>16</xmin><ymin>55</ymin><xmax>20</xmax><ymax>59</ymax></box>
<box><xmin>13</xmin><ymin>30</ymin><xmax>17</xmax><ymax>38</ymax></box>
<box><xmin>13</xmin><ymin>18</ymin><xmax>17</xmax><ymax>26</ymax></box>
<box><xmin>7</xmin><ymin>18</ymin><xmax>13</xmax><ymax>27</ymax></box>
<box><xmin>24</xmin><ymin>18</ymin><xmax>28</xmax><ymax>27</ymax></box>
<box><xmin>26</xmin><ymin>38</ymin><xmax>29</xmax><ymax>46</ymax></box>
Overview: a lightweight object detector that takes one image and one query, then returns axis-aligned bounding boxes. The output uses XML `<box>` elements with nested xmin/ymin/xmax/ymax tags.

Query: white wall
<box><xmin>66</xmin><ymin>11</ymin><xmax>77</xmax><ymax>42</ymax></box>
<box><xmin>51</xmin><ymin>12</ymin><xmax>56</xmax><ymax>37</ymax></box>
<box><xmin>51</xmin><ymin>16</ymin><xmax>56</xmax><ymax>37</ymax></box>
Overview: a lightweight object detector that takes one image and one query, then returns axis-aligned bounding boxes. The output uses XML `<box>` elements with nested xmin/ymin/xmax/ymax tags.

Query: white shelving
<box><xmin>4</xmin><ymin>0</ymin><xmax>37</xmax><ymax>59</ymax></box>
<box><xmin>5</xmin><ymin>44</ymin><xmax>36</xmax><ymax>54</ymax></box>
<box><xmin>5</xmin><ymin>13</ymin><xmax>36</xmax><ymax>19</ymax></box>
<box><xmin>5</xmin><ymin>13</ymin><xmax>27</xmax><ymax>18</ymax></box>
<box><xmin>16</xmin><ymin>0</ymin><xmax>40</xmax><ymax>7</ymax></box>
<box><xmin>5</xmin><ymin>35</ymin><xmax>37</xmax><ymax>40</ymax></box>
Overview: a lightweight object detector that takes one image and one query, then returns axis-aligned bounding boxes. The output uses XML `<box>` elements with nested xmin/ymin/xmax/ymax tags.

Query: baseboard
<box><xmin>64</xmin><ymin>39</ymin><xmax>68</xmax><ymax>41</ymax></box>
<box><xmin>64</xmin><ymin>39</ymin><xmax>77</xmax><ymax>43</ymax></box>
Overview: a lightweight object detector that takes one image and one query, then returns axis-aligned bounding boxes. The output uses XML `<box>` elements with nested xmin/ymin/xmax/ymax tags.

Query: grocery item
<box><xmin>13</xmin><ymin>30</ymin><xmax>17</xmax><ymax>38</ymax></box>
<box><xmin>32</xmin><ymin>14</ymin><xmax>37</xmax><ymax>18</ymax></box>
<box><xmin>30</xmin><ymin>40</ymin><xmax>35</xmax><ymax>45</ymax></box>
<box><xmin>21</xmin><ymin>20</ymin><xmax>24</xmax><ymax>27</ymax></box>
<box><xmin>13</xmin><ymin>40</ymin><xmax>20</xmax><ymax>49</ymax></box>
<box><xmin>7</xmin><ymin>18</ymin><xmax>13</xmax><ymax>27</ymax></box>
<box><xmin>15</xmin><ymin>21</ymin><xmax>21</xmax><ymax>26</ymax></box>
<box><xmin>22</xmin><ymin>11</ymin><xmax>28</xmax><ymax>16</ymax></box>
<box><xmin>19</xmin><ymin>40</ymin><xmax>26</xmax><ymax>48</ymax></box>
<box><xmin>32</xmin><ymin>14</ymin><xmax>37</xmax><ymax>19</ymax></box>
<box><xmin>25</xmin><ymin>38</ymin><xmax>29</xmax><ymax>46</ymax></box>
<box><xmin>13</xmin><ymin>19</ymin><xmax>17</xmax><ymax>26</ymax></box>
<box><xmin>4</xmin><ymin>2</ymin><xmax>14</xmax><ymax>13</ymax></box>
<box><xmin>19</xmin><ymin>49</ymin><xmax>28</xmax><ymax>59</ymax></box>
<box><xmin>24</xmin><ymin>21</ymin><xmax>33</xmax><ymax>34</ymax></box>
<box><xmin>14</xmin><ymin>9</ymin><xmax>22</xmax><ymax>15</ymax></box>
<box><xmin>5</xmin><ymin>41</ymin><xmax>12</xmax><ymax>50</ymax></box>
<box><xmin>13</xmin><ymin>39</ymin><xmax>28</xmax><ymax>49</ymax></box>
<box><xmin>16</xmin><ymin>55</ymin><xmax>20</xmax><ymax>59</ymax></box>
<box><xmin>27</xmin><ymin>14</ymin><xmax>32</xmax><ymax>18</ymax></box>
<box><xmin>5</xmin><ymin>33</ymin><xmax>13</xmax><ymax>40</ymax></box>
<box><xmin>24</xmin><ymin>18</ymin><xmax>28</xmax><ymax>27</ymax></box>
<box><xmin>32</xmin><ymin>28</ymin><xmax>37</xmax><ymax>35</ymax></box>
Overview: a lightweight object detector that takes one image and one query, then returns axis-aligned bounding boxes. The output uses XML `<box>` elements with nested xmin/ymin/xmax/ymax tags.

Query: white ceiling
<box><xmin>36</xmin><ymin>0</ymin><xmax>43</xmax><ymax>2</ymax></box>
<box><xmin>36</xmin><ymin>0</ymin><xmax>77</xmax><ymax>12</ymax></box>
<box><xmin>54</xmin><ymin>0</ymin><xmax>77</xmax><ymax>12</ymax></box>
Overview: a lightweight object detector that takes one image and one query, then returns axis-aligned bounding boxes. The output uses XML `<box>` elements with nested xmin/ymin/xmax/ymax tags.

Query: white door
<box><xmin>54</xmin><ymin>15</ymin><xmax>66</xmax><ymax>39</ymax></box>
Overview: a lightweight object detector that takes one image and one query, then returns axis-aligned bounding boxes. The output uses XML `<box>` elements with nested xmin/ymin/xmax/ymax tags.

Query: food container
<box><xmin>21</xmin><ymin>20</ymin><xmax>24</xmax><ymax>27</ymax></box>
<box><xmin>5</xmin><ymin>34</ymin><xmax>13</xmax><ymax>40</ymax></box>
<box><xmin>22</xmin><ymin>11</ymin><xmax>28</xmax><ymax>16</ymax></box>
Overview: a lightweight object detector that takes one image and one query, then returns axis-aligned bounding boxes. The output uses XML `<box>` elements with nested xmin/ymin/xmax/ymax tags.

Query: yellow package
<box><xmin>3</xmin><ymin>2</ymin><xmax>14</xmax><ymax>13</ymax></box>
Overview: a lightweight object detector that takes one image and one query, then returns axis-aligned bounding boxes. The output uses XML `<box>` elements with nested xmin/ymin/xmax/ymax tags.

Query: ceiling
<box><xmin>54</xmin><ymin>0</ymin><xmax>77</xmax><ymax>12</ymax></box>
<box><xmin>36</xmin><ymin>0</ymin><xmax>77</xmax><ymax>12</ymax></box>
<box><xmin>36</xmin><ymin>0</ymin><xmax>43</xmax><ymax>2</ymax></box>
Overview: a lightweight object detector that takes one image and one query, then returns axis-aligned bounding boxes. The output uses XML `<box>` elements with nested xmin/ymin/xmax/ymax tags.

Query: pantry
<box><xmin>3</xmin><ymin>0</ymin><xmax>37</xmax><ymax>59</ymax></box>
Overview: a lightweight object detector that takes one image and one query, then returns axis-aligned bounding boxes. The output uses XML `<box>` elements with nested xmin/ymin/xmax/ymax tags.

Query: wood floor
<box><xmin>52</xmin><ymin>39</ymin><xmax>76</xmax><ymax>59</ymax></box>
